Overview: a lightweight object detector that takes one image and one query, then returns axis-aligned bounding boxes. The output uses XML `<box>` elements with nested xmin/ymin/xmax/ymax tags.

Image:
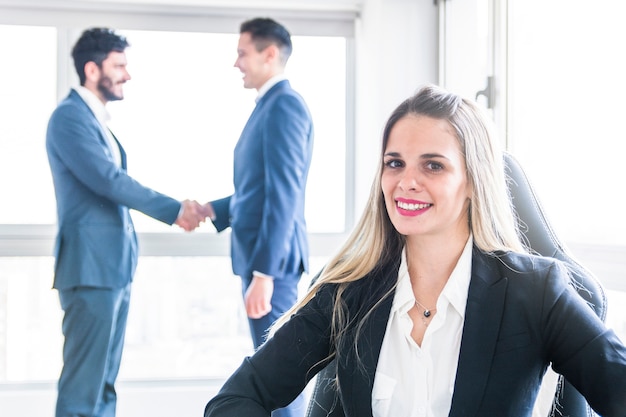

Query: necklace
<box><xmin>414</xmin><ymin>299</ymin><xmax>436</xmax><ymax>319</ymax></box>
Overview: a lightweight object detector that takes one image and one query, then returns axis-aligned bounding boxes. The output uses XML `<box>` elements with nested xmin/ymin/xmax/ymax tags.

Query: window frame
<box><xmin>0</xmin><ymin>1</ymin><xmax>358</xmax><ymax>258</ymax></box>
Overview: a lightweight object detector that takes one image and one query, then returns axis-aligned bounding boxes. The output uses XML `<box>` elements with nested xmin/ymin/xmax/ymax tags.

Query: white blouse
<box><xmin>372</xmin><ymin>236</ymin><xmax>473</xmax><ymax>417</ymax></box>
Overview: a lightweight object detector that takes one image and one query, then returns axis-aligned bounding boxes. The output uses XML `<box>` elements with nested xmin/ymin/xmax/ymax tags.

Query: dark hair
<box><xmin>71</xmin><ymin>27</ymin><xmax>129</xmax><ymax>85</ymax></box>
<box><xmin>240</xmin><ymin>17</ymin><xmax>293</xmax><ymax>63</ymax></box>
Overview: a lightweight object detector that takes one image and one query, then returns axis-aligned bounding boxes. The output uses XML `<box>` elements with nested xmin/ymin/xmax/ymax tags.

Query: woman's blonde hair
<box><xmin>272</xmin><ymin>85</ymin><xmax>526</xmax><ymax>351</ymax></box>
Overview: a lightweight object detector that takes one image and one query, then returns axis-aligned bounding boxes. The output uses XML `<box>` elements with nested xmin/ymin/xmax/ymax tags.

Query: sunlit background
<box><xmin>0</xmin><ymin>2</ymin><xmax>625</xmax><ymax>416</ymax></box>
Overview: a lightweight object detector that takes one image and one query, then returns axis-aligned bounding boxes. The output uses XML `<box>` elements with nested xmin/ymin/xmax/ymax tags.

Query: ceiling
<box><xmin>0</xmin><ymin>0</ymin><xmax>364</xmax><ymax>12</ymax></box>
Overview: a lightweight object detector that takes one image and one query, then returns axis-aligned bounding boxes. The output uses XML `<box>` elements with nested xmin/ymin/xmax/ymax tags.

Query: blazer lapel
<box><xmin>338</xmin><ymin>261</ymin><xmax>398</xmax><ymax>417</ymax></box>
<box><xmin>108</xmin><ymin>130</ymin><xmax>127</xmax><ymax>169</ymax></box>
<box><xmin>449</xmin><ymin>249</ymin><xmax>508</xmax><ymax>417</ymax></box>
<box><xmin>72</xmin><ymin>91</ymin><xmax>126</xmax><ymax>169</ymax></box>
<box><xmin>237</xmin><ymin>80</ymin><xmax>288</xmax><ymax>150</ymax></box>
<box><xmin>350</xmin><ymin>294</ymin><xmax>393</xmax><ymax>417</ymax></box>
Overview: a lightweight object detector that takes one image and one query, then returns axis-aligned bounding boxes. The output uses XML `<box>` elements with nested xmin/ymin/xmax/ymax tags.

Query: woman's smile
<box><xmin>395</xmin><ymin>197</ymin><xmax>432</xmax><ymax>217</ymax></box>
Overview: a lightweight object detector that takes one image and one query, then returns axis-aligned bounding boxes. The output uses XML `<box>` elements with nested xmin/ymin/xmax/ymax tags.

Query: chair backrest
<box><xmin>305</xmin><ymin>152</ymin><xmax>606</xmax><ymax>417</ymax></box>
<box><xmin>504</xmin><ymin>152</ymin><xmax>605</xmax><ymax>417</ymax></box>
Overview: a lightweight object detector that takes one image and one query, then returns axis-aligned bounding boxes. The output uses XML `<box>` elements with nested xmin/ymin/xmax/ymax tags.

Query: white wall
<box><xmin>353</xmin><ymin>0</ymin><xmax>438</xmax><ymax>215</ymax></box>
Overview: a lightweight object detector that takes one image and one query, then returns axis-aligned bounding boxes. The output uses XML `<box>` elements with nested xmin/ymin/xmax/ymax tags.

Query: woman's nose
<box><xmin>399</xmin><ymin>168</ymin><xmax>421</xmax><ymax>191</ymax></box>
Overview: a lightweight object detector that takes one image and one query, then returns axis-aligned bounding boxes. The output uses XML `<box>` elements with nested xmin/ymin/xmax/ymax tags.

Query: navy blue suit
<box><xmin>205</xmin><ymin>249</ymin><xmax>626</xmax><ymax>417</ymax></box>
<box><xmin>46</xmin><ymin>89</ymin><xmax>181</xmax><ymax>417</ymax></box>
<box><xmin>211</xmin><ymin>80</ymin><xmax>313</xmax><ymax>417</ymax></box>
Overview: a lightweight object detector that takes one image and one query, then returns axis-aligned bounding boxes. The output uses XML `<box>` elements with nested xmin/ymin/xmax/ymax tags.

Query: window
<box><xmin>0</xmin><ymin>25</ymin><xmax>57</xmax><ymax>225</ymax></box>
<box><xmin>506</xmin><ymin>0</ymin><xmax>626</xmax><ymax>338</ymax></box>
<box><xmin>0</xmin><ymin>5</ymin><xmax>354</xmax><ymax>383</ymax></box>
<box><xmin>441</xmin><ymin>0</ymin><xmax>626</xmax><ymax>343</ymax></box>
<box><xmin>507</xmin><ymin>0</ymin><xmax>626</xmax><ymax>246</ymax></box>
<box><xmin>110</xmin><ymin>30</ymin><xmax>347</xmax><ymax>234</ymax></box>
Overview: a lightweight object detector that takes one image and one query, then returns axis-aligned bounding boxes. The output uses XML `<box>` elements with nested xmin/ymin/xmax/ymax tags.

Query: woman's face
<box><xmin>381</xmin><ymin>115</ymin><xmax>471</xmax><ymax>242</ymax></box>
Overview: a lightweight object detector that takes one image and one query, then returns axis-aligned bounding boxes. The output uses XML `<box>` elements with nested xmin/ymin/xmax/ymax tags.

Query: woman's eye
<box><xmin>425</xmin><ymin>161</ymin><xmax>444</xmax><ymax>171</ymax></box>
<box><xmin>384</xmin><ymin>159</ymin><xmax>403</xmax><ymax>168</ymax></box>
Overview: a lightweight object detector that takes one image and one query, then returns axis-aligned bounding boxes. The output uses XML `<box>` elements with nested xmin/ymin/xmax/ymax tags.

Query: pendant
<box><xmin>423</xmin><ymin>310</ymin><xmax>431</xmax><ymax>318</ymax></box>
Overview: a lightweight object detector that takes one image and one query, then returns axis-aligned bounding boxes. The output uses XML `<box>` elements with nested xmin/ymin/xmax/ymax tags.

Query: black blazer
<box><xmin>205</xmin><ymin>248</ymin><xmax>626</xmax><ymax>417</ymax></box>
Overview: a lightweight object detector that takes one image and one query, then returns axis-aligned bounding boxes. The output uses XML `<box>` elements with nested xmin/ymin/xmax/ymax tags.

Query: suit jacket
<box><xmin>46</xmin><ymin>89</ymin><xmax>181</xmax><ymax>290</ymax></box>
<box><xmin>211</xmin><ymin>80</ymin><xmax>314</xmax><ymax>279</ymax></box>
<box><xmin>205</xmin><ymin>249</ymin><xmax>626</xmax><ymax>417</ymax></box>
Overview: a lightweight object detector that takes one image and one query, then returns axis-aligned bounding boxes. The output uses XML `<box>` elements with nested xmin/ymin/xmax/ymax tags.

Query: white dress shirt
<box><xmin>74</xmin><ymin>86</ymin><xmax>122</xmax><ymax>167</ymax></box>
<box><xmin>372</xmin><ymin>236</ymin><xmax>473</xmax><ymax>417</ymax></box>
<box><xmin>255</xmin><ymin>73</ymin><xmax>287</xmax><ymax>103</ymax></box>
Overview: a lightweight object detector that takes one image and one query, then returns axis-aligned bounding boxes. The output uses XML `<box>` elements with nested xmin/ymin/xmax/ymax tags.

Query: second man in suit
<box><xmin>207</xmin><ymin>17</ymin><xmax>314</xmax><ymax>417</ymax></box>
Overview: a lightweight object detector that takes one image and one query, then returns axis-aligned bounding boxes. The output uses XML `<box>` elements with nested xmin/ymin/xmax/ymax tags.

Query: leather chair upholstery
<box><xmin>504</xmin><ymin>152</ymin><xmax>604</xmax><ymax>417</ymax></box>
<box><xmin>305</xmin><ymin>152</ymin><xmax>606</xmax><ymax>417</ymax></box>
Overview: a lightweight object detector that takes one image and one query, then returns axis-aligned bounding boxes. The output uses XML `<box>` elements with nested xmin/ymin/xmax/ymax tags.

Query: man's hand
<box><xmin>174</xmin><ymin>199</ymin><xmax>206</xmax><ymax>231</ymax></box>
<box><xmin>244</xmin><ymin>274</ymin><xmax>274</xmax><ymax>319</ymax></box>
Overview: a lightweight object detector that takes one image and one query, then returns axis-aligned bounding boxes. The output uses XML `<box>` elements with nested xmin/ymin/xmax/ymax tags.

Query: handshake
<box><xmin>174</xmin><ymin>200</ymin><xmax>215</xmax><ymax>232</ymax></box>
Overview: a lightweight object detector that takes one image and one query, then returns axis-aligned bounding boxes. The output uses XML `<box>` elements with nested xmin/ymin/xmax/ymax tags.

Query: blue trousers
<box><xmin>56</xmin><ymin>284</ymin><xmax>131</xmax><ymax>417</ymax></box>
<box><xmin>243</xmin><ymin>272</ymin><xmax>306</xmax><ymax>417</ymax></box>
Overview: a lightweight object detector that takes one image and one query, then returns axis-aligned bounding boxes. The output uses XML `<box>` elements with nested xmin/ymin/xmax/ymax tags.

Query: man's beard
<box><xmin>98</xmin><ymin>75</ymin><xmax>123</xmax><ymax>102</ymax></box>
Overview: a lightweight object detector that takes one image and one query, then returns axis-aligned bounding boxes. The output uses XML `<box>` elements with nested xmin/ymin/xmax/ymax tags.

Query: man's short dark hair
<box><xmin>72</xmin><ymin>27</ymin><xmax>129</xmax><ymax>85</ymax></box>
<box><xmin>240</xmin><ymin>18</ymin><xmax>293</xmax><ymax>63</ymax></box>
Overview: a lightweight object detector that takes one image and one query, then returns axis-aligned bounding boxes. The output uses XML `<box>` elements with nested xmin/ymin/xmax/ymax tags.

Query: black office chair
<box><xmin>305</xmin><ymin>152</ymin><xmax>606</xmax><ymax>417</ymax></box>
